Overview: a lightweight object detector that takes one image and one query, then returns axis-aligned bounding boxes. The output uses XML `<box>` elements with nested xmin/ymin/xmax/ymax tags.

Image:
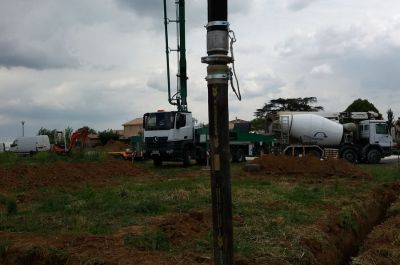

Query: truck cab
<box><xmin>359</xmin><ymin>120</ymin><xmax>393</xmax><ymax>162</ymax></box>
<box><xmin>143</xmin><ymin>110</ymin><xmax>194</xmax><ymax>166</ymax></box>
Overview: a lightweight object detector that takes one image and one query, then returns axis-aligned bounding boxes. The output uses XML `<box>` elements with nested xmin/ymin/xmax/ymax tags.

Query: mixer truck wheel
<box><xmin>367</xmin><ymin>149</ymin><xmax>381</xmax><ymax>164</ymax></box>
<box><xmin>235</xmin><ymin>148</ymin><xmax>246</xmax><ymax>163</ymax></box>
<box><xmin>153</xmin><ymin>157</ymin><xmax>162</xmax><ymax>167</ymax></box>
<box><xmin>341</xmin><ymin>148</ymin><xmax>357</xmax><ymax>163</ymax></box>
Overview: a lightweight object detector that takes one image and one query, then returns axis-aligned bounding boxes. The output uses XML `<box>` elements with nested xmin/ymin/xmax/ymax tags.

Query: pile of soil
<box><xmin>160</xmin><ymin>210</ymin><xmax>212</xmax><ymax>246</ymax></box>
<box><xmin>247</xmin><ymin>155</ymin><xmax>370</xmax><ymax>178</ymax></box>
<box><xmin>0</xmin><ymin>159</ymin><xmax>150</xmax><ymax>193</ymax></box>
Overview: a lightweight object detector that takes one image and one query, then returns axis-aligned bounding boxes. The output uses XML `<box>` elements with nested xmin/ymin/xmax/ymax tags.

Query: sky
<box><xmin>1</xmin><ymin>0</ymin><xmax>400</xmax><ymax>139</ymax></box>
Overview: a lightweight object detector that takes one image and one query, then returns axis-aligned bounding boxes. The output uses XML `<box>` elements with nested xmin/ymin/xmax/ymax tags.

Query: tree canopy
<box><xmin>344</xmin><ymin>98</ymin><xmax>380</xmax><ymax>113</ymax></box>
<box><xmin>255</xmin><ymin>97</ymin><xmax>324</xmax><ymax>118</ymax></box>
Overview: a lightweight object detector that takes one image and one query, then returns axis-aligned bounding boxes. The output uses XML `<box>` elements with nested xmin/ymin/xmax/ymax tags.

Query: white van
<box><xmin>0</xmin><ymin>143</ymin><xmax>5</xmax><ymax>153</ymax></box>
<box><xmin>9</xmin><ymin>135</ymin><xmax>51</xmax><ymax>154</ymax></box>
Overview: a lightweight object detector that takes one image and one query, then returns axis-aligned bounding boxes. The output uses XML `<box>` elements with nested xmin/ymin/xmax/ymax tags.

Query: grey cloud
<box><xmin>242</xmin><ymin>73</ymin><xmax>285</xmax><ymax>98</ymax></box>
<box><xmin>286</xmin><ymin>0</ymin><xmax>318</xmax><ymax>11</ymax></box>
<box><xmin>0</xmin><ymin>39</ymin><xmax>79</xmax><ymax>70</ymax></box>
<box><xmin>115</xmin><ymin>0</ymin><xmax>162</xmax><ymax>18</ymax></box>
<box><xmin>275</xmin><ymin>25</ymin><xmax>380</xmax><ymax>60</ymax></box>
<box><xmin>0</xmin><ymin>0</ymin><xmax>126</xmax><ymax>70</ymax></box>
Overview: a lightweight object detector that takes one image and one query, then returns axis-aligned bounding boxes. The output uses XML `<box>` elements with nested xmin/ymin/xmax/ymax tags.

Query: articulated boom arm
<box><xmin>68</xmin><ymin>127</ymin><xmax>89</xmax><ymax>151</ymax></box>
<box><xmin>163</xmin><ymin>0</ymin><xmax>188</xmax><ymax>112</ymax></box>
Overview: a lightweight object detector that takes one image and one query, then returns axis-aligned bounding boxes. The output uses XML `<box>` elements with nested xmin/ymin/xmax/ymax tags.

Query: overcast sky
<box><xmin>1</xmin><ymin>0</ymin><xmax>400</xmax><ymax>139</ymax></box>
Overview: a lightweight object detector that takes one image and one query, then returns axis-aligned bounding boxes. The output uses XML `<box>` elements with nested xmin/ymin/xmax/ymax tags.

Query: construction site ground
<box><xmin>0</xmin><ymin>152</ymin><xmax>399</xmax><ymax>265</ymax></box>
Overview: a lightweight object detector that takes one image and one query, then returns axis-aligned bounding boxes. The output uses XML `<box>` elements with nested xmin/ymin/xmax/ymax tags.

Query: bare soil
<box><xmin>0</xmin><ymin>159</ymin><xmax>151</xmax><ymax>193</ymax></box>
<box><xmin>248</xmin><ymin>155</ymin><xmax>370</xmax><ymax>179</ymax></box>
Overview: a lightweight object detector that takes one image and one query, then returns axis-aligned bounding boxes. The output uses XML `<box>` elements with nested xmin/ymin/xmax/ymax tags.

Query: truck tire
<box><xmin>341</xmin><ymin>148</ymin><xmax>357</xmax><ymax>163</ymax></box>
<box><xmin>153</xmin><ymin>157</ymin><xmax>162</xmax><ymax>167</ymax></box>
<box><xmin>235</xmin><ymin>148</ymin><xmax>246</xmax><ymax>163</ymax></box>
<box><xmin>367</xmin><ymin>149</ymin><xmax>381</xmax><ymax>164</ymax></box>
<box><xmin>182</xmin><ymin>148</ymin><xmax>192</xmax><ymax>167</ymax></box>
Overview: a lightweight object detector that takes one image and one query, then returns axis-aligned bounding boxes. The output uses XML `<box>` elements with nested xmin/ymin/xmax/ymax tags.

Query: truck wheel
<box><xmin>183</xmin><ymin>148</ymin><xmax>192</xmax><ymax>167</ymax></box>
<box><xmin>367</xmin><ymin>149</ymin><xmax>381</xmax><ymax>164</ymax></box>
<box><xmin>341</xmin><ymin>149</ymin><xmax>357</xmax><ymax>163</ymax></box>
<box><xmin>153</xmin><ymin>157</ymin><xmax>162</xmax><ymax>167</ymax></box>
<box><xmin>235</xmin><ymin>148</ymin><xmax>245</xmax><ymax>163</ymax></box>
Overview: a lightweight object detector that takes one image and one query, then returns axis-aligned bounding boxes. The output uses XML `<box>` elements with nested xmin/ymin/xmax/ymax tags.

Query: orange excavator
<box><xmin>53</xmin><ymin>127</ymin><xmax>90</xmax><ymax>154</ymax></box>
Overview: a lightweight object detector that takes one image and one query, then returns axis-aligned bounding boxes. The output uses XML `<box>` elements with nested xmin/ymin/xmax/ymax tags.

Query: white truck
<box><xmin>0</xmin><ymin>143</ymin><xmax>5</xmax><ymax>153</ymax></box>
<box><xmin>9</xmin><ymin>135</ymin><xmax>51</xmax><ymax>154</ymax></box>
<box><xmin>270</xmin><ymin>112</ymin><xmax>393</xmax><ymax>163</ymax></box>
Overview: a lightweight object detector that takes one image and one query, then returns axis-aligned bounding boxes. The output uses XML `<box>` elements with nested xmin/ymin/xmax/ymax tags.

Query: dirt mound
<box><xmin>160</xmin><ymin>210</ymin><xmax>212</xmax><ymax>246</ymax></box>
<box><xmin>248</xmin><ymin>155</ymin><xmax>370</xmax><ymax>178</ymax></box>
<box><xmin>0</xmin><ymin>159</ymin><xmax>150</xmax><ymax>193</ymax></box>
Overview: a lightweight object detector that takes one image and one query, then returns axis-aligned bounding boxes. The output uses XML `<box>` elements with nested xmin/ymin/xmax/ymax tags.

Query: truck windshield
<box><xmin>144</xmin><ymin>112</ymin><xmax>175</xmax><ymax>131</ymax></box>
<box><xmin>375</xmin><ymin>123</ymin><xmax>388</xmax><ymax>134</ymax></box>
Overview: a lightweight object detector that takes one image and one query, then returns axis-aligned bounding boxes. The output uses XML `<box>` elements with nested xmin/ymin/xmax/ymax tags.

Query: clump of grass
<box><xmin>6</xmin><ymin>199</ymin><xmax>17</xmax><ymax>216</ymax></box>
<box><xmin>124</xmin><ymin>229</ymin><xmax>170</xmax><ymax>250</ymax></box>
<box><xmin>0</xmin><ymin>240</ymin><xmax>11</xmax><ymax>261</ymax></box>
<box><xmin>82</xmin><ymin>258</ymin><xmax>106</xmax><ymax>265</ymax></box>
<box><xmin>0</xmin><ymin>152</ymin><xmax>20</xmax><ymax>165</ymax></box>
<box><xmin>0</xmin><ymin>195</ymin><xmax>18</xmax><ymax>216</ymax></box>
<box><xmin>340</xmin><ymin>208</ymin><xmax>358</xmax><ymax>234</ymax></box>
<box><xmin>32</xmin><ymin>151</ymin><xmax>59</xmax><ymax>163</ymax></box>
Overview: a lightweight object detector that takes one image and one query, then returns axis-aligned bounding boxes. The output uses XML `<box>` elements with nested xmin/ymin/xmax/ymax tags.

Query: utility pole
<box><xmin>21</xmin><ymin>121</ymin><xmax>25</xmax><ymax>137</ymax></box>
<box><xmin>202</xmin><ymin>0</ymin><xmax>234</xmax><ymax>264</ymax></box>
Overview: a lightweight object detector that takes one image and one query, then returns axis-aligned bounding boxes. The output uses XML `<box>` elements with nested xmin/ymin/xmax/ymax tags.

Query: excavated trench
<box><xmin>305</xmin><ymin>183</ymin><xmax>400</xmax><ymax>265</ymax></box>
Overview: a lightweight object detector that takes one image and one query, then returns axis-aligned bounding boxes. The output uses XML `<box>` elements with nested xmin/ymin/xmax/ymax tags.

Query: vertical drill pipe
<box><xmin>206</xmin><ymin>0</ymin><xmax>234</xmax><ymax>264</ymax></box>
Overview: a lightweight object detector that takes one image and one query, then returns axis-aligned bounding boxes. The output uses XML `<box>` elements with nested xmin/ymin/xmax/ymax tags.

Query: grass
<box><xmin>124</xmin><ymin>229</ymin><xmax>170</xmax><ymax>250</ymax></box>
<box><xmin>0</xmin><ymin>159</ymin><xmax>399</xmax><ymax>263</ymax></box>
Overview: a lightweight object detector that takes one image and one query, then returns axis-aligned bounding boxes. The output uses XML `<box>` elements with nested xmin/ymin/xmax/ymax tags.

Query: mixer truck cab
<box><xmin>143</xmin><ymin>110</ymin><xmax>194</xmax><ymax>166</ymax></box>
<box><xmin>357</xmin><ymin>120</ymin><xmax>393</xmax><ymax>162</ymax></box>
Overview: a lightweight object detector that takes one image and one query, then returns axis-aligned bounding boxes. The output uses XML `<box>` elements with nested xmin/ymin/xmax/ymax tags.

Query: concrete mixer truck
<box><xmin>269</xmin><ymin>112</ymin><xmax>393</xmax><ymax>163</ymax></box>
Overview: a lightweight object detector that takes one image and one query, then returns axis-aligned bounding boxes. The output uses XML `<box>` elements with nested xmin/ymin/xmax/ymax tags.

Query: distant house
<box><xmin>229</xmin><ymin>117</ymin><xmax>249</xmax><ymax>130</ymax></box>
<box><xmin>122</xmin><ymin>118</ymin><xmax>143</xmax><ymax>138</ymax></box>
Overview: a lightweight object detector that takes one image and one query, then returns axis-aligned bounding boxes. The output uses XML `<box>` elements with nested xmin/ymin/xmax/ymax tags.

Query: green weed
<box><xmin>0</xmin><ymin>240</ymin><xmax>11</xmax><ymax>261</ymax></box>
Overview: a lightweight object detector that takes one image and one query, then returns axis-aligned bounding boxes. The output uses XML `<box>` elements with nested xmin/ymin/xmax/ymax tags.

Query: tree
<box><xmin>98</xmin><ymin>129</ymin><xmax>120</xmax><ymax>145</ymax></box>
<box><xmin>345</xmin><ymin>98</ymin><xmax>380</xmax><ymax>113</ymax></box>
<box><xmin>253</xmin><ymin>97</ymin><xmax>324</xmax><ymax>132</ymax></box>
<box><xmin>387</xmin><ymin>108</ymin><xmax>394</xmax><ymax>131</ymax></box>
<box><xmin>37</xmin><ymin>127</ymin><xmax>57</xmax><ymax>143</ymax></box>
<box><xmin>255</xmin><ymin>97</ymin><xmax>324</xmax><ymax>118</ymax></box>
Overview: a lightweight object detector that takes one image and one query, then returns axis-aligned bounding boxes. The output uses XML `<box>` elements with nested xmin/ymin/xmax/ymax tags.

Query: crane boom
<box><xmin>163</xmin><ymin>0</ymin><xmax>187</xmax><ymax>112</ymax></box>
